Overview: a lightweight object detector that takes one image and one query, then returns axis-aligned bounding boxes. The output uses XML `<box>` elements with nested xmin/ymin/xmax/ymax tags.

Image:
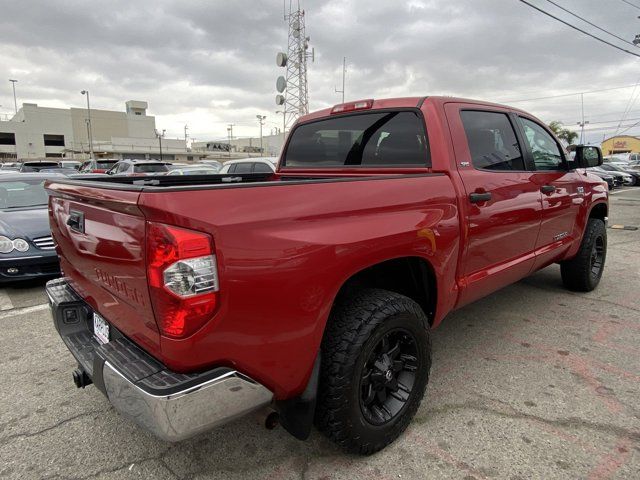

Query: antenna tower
<box><xmin>275</xmin><ymin>1</ymin><xmax>314</xmax><ymax>131</ymax></box>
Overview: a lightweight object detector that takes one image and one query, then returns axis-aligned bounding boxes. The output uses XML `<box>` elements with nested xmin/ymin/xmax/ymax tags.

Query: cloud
<box><xmin>0</xmin><ymin>0</ymin><xmax>638</xmax><ymax>142</ymax></box>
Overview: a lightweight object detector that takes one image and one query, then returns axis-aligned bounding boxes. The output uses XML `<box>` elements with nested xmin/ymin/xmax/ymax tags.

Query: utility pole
<box><xmin>184</xmin><ymin>124</ymin><xmax>189</xmax><ymax>147</ymax></box>
<box><xmin>9</xmin><ymin>79</ymin><xmax>17</xmax><ymax>114</ymax></box>
<box><xmin>155</xmin><ymin>129</ymin><xmax>165</xmax><ymax>161</ymax></box>
<box><xmin>80</xmin><ymin>90</ymin><xmax>94</xmax><ymax>159</ymax></box>
<box><xmin>227</xmin><ymin>123</ymin><xmax>234</xmax><ymax>158</ymax></box>
<box><xmin>578</xmin><ymin>92</ymin><xmax>589</xmax><ymax>144</ymax></box>
<box><xmin>334</xmin><ymin>57</ymin><xmax>346</xmax><ymax>103</ymax></box>
<box><xmin>256</xmin><ymin>115</ymin><xmax>266</xmax><ymax>154</ymax></box>
<box><xmin>276</xmin><ymin>110</ymin><xmax>286</xmax><ymax>144</ymax></box>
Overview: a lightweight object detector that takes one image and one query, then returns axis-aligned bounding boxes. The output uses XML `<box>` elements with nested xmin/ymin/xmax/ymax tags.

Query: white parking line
<box><xmin>0</xmin><ymin>303</ymin><xmax>48</xmax><ymax>319</ymax></box>
<box><xmin>610</xmin><ymin>188</ymin><xmax>637</xmax><ymax>195</ymax></box>
<box><xmin>0</xmin><ymin>290</ymin><xmax>14</xmax><ymax>311</ymax></box>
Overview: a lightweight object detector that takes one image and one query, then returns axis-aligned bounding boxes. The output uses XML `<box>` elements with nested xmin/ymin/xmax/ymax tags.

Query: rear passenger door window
<box><xmin>253</xmin><ymin>162</ymin><xmax>272</xmax><ymax>173</ymax></box>
<box><xmin>519</xmin><ymin>118</ymin><xmax>565</xmax><ymax>171</ymax></box>
<box><xmin>234</xmin><ymin>162</ymin><xmax>253</xmax><ymax>174</ymax></box>
<box><xmin>460</xmin><ymin>111</ymin><xmax>525</xmax><ymax>171</ymax></box>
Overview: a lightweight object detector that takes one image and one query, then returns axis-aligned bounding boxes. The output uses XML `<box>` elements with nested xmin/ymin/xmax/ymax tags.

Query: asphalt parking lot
<box><xmin>0</xmin><ymin>188</ymin><xmax>638</xmax><ymax>480</ymax></box>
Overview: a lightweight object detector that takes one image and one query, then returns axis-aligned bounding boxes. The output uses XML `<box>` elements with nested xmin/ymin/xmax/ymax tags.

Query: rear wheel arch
<box><xmin>330</xmin><ymin>256</ymin><xmax>437</xmax><ymax>328</ymax></box>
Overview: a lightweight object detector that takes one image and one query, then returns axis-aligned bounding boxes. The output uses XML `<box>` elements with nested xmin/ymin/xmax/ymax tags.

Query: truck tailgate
<box><xmin>47</xmin><ymin>182</ymin><xmax>160</xmax><ymax>356</ymax></box>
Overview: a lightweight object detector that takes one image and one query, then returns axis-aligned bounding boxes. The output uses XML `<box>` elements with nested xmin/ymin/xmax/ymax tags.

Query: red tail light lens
<box><xmin>146</xmin><ymin>222</ymin><xmax>219</xmax><ymax>338</ymax></box>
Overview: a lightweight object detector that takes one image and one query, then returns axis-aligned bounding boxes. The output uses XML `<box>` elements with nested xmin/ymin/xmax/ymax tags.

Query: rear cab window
<box><xmin>283</xmin><ymin>110</ymin><xmax>429</xmax><ymax>168</ymax></box>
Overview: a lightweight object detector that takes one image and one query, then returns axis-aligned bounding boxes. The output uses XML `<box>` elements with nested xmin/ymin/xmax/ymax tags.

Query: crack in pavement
<box><xmin>0</xmin><ymin>409</ymin><xmax>104</xmax><ymax>445</ymax></box>
<box><xmin>423</xmin><ymin>401</ymin><xmax>640</xmax><ymax>442</ymax></box>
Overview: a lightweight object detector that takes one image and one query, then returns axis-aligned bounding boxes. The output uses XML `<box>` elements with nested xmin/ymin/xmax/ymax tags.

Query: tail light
<box><xmin>146</xmin><ymin>222</ymin><xmax>219</xmax><ymax>338</ymax></box>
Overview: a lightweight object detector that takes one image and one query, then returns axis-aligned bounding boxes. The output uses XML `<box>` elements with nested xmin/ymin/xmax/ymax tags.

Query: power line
<box><xmin>519</xmin><ymin>0</ymin><xmax>640</xmax><ymax>58</ymax></box>
<box><xmin>502</xmin><ymin>83</ymin><xmax>640</xmax><ymax>103</ymax></box>
<box><xmin>544</xmin><ymin>0</ymin><xmax>638</xmax><ymax>48</ymax></box>
<box><xmin>620</xmin><ymin>0</ymin><xmax>640</xmax><ymax>11</ymax></box>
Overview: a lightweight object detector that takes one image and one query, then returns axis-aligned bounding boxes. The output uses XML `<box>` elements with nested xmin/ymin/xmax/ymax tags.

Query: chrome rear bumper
<box><xmin>47</xmin><ymin>278</ymin><xmax>273</xmax><ymax>442</ymax></box>
<box><xmin>103</xmin><ymin>363</ymin><xmax>273</xmax><ymax>442</ymax></box>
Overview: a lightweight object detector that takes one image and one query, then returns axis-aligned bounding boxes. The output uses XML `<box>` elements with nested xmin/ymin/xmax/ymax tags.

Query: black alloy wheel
<box><xmin>359</xmin><ymin>329</ymin><xmax>418</xmax><ymax>426</ymax></box>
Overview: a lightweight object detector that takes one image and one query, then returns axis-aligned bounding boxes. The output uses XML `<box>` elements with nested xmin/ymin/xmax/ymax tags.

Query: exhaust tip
<box><xmin>265</xmin><ymin>411</ymin><xmax>280</xmax><ymax>430</ymax></box>
<box><xmin>72</xmin><ymin>369</ymin><xmax>92</xmax><ymax>389</ymax></box>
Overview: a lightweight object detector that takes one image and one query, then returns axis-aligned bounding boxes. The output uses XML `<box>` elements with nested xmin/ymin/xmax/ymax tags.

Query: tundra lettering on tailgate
<box><xmin>95</xmin><ymin>267</ymin><xmax>146</xmax><ymax>307</ymax></box>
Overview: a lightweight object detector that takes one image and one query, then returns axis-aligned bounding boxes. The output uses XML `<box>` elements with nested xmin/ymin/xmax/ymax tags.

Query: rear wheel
<box><xmin>315</xmin><ymin>288</ymin><xmax>431</xmax><ymax>455</ymax></box>
<box><xmin>560</xmin><ymin>218</ymin><xmax>606</xmax><ymax>292</ymax></box>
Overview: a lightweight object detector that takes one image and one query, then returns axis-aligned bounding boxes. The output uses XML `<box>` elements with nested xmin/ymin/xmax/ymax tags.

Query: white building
<box><xmin>191</xmin><ymin>133</ymin><xmax>285</xmax><ymax>159</ymax></box>
<box><xmin>0</xmin><ymin>100</ymin><xmax>206</xmax><ymax>163</ymax></box>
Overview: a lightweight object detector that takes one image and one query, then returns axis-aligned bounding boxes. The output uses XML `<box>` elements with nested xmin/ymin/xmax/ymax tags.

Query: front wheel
<box><xmin>560</xmin><ymin>218</ymin><xmax>607</xmax><ymax>292</ymax></box>
<box><xmin>315</xmin><ymin>288</ymin><xmax>432</xmax><ymax>455</ymax></box>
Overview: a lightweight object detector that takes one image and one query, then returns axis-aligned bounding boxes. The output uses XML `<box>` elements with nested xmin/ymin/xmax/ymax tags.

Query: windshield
<box><xmin>0</xmin><ymin>179</ymin><xmax>48</xmax><ymax>209</ymax></box>
<box><xmin>134</xmin><ymin>163</ymin><xmax>168</xmax><ymax>173</ymax></box>
<box><xmin>21</xmin><ymin>162</ymin><xmax>60</xmax><ymax>172</ymax></box>
<box><xmin>96</xmin><ymin>161</ymin><xmax>117</xmax><ymax>169</ymax></box>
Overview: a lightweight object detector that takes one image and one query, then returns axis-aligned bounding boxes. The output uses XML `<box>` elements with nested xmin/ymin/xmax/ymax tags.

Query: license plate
<box><xmin>93</xmin><ymin>312</ymin><xmax>110</xmax><ymax>344</ymax></box>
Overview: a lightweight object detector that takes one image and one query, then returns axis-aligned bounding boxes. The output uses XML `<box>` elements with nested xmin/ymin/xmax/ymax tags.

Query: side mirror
<box><xmin>106</xmin><ymin>170</ymin><xmax>114</xmax><ymax>175</ymax></box>
<box><xmin>573</xmin><ymin>145</ymin><xmax>603</xmax><ymax>168</ymax></box>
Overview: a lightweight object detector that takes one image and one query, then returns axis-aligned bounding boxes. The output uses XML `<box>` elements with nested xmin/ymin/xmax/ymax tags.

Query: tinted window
<box><xmin>226</xmin><ymin>164</ymin><xmax>236</xmax><ymax>174</ymax></box>
<box><xmin>284</xmin><ymin>111</ymin><xmax>428</xmax><ymax>167</ymax></box>
<box><xmin>253</xmin><ymin>162</ymin><xmax>273</xmax><ymax>173</ymax></box>
<box><xmin>520</xmin><ymin>118</ymin><xmax>564</xmax><ymax>171</ymax></box>
<box><xmin>134</xmin><ymin>164</ymin><xmax>168</xmax><ymax>173</ymax></box>
<box><xmin>460</xmin><ymin>111</ymin><xmax>524</xmax><ymax>171</ymax></box>
<box><xmin>97</xmin><ymin>161</ymin><xmax>117</xmax><ymax>169</ymax></box>
<box><xmin>234</xmin><ymin>162</ymin><xmax>253</xmax><ymax>174</ymax></box>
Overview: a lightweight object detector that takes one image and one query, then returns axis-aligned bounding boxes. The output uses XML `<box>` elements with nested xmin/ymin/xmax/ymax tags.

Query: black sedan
<box><xmin>0</xmin><ymin>174</ymin><xmax>61</xmax><ymax>283</ymax></box>
<box><xmin>600</xmin><ymin>163</ymin><xmax>640</xmax><ymax>186</ymax></box>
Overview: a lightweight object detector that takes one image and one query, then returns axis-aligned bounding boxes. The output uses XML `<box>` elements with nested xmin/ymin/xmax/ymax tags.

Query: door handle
<box><xmin>67</xmin><ymin>211</ymin><xmax>85</xmax><ymax>233</ymax></box>
<box><xmin>540</xmin><ymin>185</ymin><xmax>556</xmax><ymax>194</ymax></box>
<box><xmin>469</xmin><ymin>192</ymin><xmax>492</xmax><ymax>203</ymax></box>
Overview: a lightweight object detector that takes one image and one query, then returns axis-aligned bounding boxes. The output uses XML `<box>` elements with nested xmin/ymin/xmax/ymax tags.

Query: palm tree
<box><xmin>548</xmin><ymin>121</ymin><xmax>579</xmax><ymax>146</ymax></box>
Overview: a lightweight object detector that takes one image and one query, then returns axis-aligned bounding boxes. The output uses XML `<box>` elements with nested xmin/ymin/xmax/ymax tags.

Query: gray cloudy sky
<box><xmin>1</xmin><ymin>0</ymin><xmax>639</xmax><ymax>143</ymax></box>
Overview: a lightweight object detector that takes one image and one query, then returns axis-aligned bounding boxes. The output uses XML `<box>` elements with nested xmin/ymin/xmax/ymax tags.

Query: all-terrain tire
<box><xmin>315</xmin><ymin>288</ymin><xmax>432</xmax><ymax>455</ymax></box>
<box><xmin>560</xmin><ymin>218</ymin><xmax>607</xmax><ymax>292</ymax></box>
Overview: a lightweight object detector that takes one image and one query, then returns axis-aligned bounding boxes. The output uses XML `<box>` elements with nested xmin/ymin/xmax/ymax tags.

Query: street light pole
<box><xmin>9</xmin><ymin>79</ymin><xmax>18</xmax><ymax>114</ymax></box>
<box><xmin>80</xmin><ymin>90</ymin><xmax>94</xmax><ymax>159</ymax></box>
<box><xmin>256</xmin><ymin>115</ymin><xmax>266</xmax><ymax>154</ymax></box>
<box><xmin>276</xmin><ymin>110</ymin><xmax>286</xmax><ymax>144</ymax></box>
<box><xmin>155</xmin><ymin>129</ymin><xmax>165</xmax><ymax>161</ymax></box>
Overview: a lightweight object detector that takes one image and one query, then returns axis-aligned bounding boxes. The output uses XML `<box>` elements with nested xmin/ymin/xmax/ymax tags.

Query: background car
<box><xmin>60</xmin><ymin>160</ymin><xmax>81</xmax><ymax>170</ymax></box>
<box><xmin>39</xmin><ymin>167</ymin><xmax>80</xmax><ymax>176</ymax></box>
<box><xmin>19</xmin><ymin>161</ymin><xmax>61</xmax><ymax>172</ymax></box>
<box><xmin>106</xmin><ymin>159</ymin><xmax>169</xmax><ymax>176</ymax></box>
<box><xmin>0</xmin><ymin>162</ymin><xmax>19</xmax><ymax>171</ymax></box>
<box><xmin>198</xmin><ymin>159</ymin><xmax>223</xmax><ymax>171</ymax></box>
<box><xmin>599</xmin><ymin>163</ymin><xmax>640</xmax><ymax>186</ymax></box>
<box><xmin>79</xmin><ymin>159</ymin><xmax>118</xmax><ymax>174</ymax></box>
<box><xmin>586</xmin><ymin>167</ymin><xmax>617</xmax><ymax>189</ymax></box>
<box><xmin>218</xmin><ymin>157</ymin><xmax>277</xmax><ymax>174</ymax></box>
<box><xmin>166</xmin><ymin>165</ymin><xmax>221</xmax><ymax>175</ymax></box>
<box><xmin>0</xmin><ymin>173</ymin><xmax>61</xmax><ymax>283</ymax></box>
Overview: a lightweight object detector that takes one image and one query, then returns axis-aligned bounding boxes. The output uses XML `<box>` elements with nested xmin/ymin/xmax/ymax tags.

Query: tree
<box><xmin>548</xmin><ymin>121</ymin><xmax>579</xmax><ymax>146</ymax></box>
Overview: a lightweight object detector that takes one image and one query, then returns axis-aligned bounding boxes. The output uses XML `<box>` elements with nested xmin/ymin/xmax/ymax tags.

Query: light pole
<box><xmin>9</xmin><ymin>79</ymin><xmax>18</xmax><ymax>114</ymax></box>
<box><xmin>276</xmin><ymin>110</ymin><xmax>286</xmax><ymax>144</ymax></box>
<box><xmin>577</xmin><ymin>121</ymin><xmax>590</xmax><ymax>144</ymax></box>
<box><xmin>80</xmin><ymin>90</ymin><xmax>94</xmax><ymax>159</ymax></box>
<box><xmin>256</xmin><ymin>115</ymin><xmax>266</xmax><ymax>154</ymax></box>
<box><xmin>334</xmin><ymin>57</ymin><xmax>346</xmax><ymax>103</ymax></box>
<box><xmin>155</xmin><ymin>129</ymin><xmax>165</xmax><ymax>161</ymax></box>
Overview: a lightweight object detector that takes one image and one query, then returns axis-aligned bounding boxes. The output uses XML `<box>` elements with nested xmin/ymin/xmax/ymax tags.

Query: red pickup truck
<box><xmin>46</xmin><ymin>97</ymin><xmax>608</xmax><ymax>454</ymax></box>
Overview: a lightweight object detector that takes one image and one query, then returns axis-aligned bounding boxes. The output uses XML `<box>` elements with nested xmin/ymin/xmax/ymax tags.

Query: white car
<box><xmin>219</xmin><ymin>157</ymin><xmax>278</xmax><ymax>174</ymax></box>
